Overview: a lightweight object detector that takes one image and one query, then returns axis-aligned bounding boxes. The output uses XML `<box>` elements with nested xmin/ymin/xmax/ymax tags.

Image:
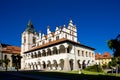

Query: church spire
<box><xmin>68</xmin><ymin>19</ymin><xmax>73</xmax><ymax>26</ymax></box>
<box><xmin>25</xmin><ymin>19</ymin><xmax>35</xmax><ymax>33</ymax></box>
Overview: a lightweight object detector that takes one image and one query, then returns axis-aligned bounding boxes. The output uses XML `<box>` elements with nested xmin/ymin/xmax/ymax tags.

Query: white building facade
<box><xmin>21</xmin><ymin>20</ymin><xmax>95</xmax><ymax>71</ymax></box>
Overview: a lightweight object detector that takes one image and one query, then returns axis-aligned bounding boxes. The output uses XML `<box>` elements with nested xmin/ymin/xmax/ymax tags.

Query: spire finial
<box><xmin>28</xmin><ymin>19</ymin><xmax>32</xmax><ymax>26</ymax></box>
<box><xmin>69</xmin><ymin>19</ymin><xmax>73</xmax><ymax>23</ymax></box>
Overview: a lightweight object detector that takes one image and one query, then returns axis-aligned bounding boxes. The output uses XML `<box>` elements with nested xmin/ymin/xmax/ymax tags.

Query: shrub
<box><xmin>84</xmin><ymin>64</ymin><xmax>103</xmax><ymax>72</ymax></box>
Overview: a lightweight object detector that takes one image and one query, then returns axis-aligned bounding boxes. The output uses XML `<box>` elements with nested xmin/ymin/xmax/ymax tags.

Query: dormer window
<box><xmin>49</xmin><ymin>39</ymin><xmax>51</xmax><ymax>42</ymax></box>
<box><xmin>56</xmin><ymin>36</ymin><xmax>59</xmax><ymax>40</ymax></box>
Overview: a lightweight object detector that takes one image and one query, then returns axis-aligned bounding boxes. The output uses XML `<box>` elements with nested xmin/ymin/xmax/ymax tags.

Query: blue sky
<box><xmin>0</xmin><ymin>0</ymin><xmax>120</xmax><ymax>55</ymax></box>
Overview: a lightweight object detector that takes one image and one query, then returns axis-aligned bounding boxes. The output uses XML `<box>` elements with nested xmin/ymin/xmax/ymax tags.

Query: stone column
<box><xmin>80</xmin><ymin>61</ymin><xmax>83</xmax><ymax>69</ymax></box>
<box><xmin>65</xmin><ymin>48</ymin><xmax>67</xmax><ymax>53</ymax></box>
<box><xmin>63</xmin><ymin>58</ymin><xmax>70</xmax><ymax>71</ymax></box>
<box><xmin>57</xmin><ymin>61</ymin><xmax>60</xmax><ymax>70</ymax></box>
<box><xmin>45</xmin><ymin>49</ymin><xmax>47</xmax><ymax>56</ymax></box>
<box><xmin>41</xmin><ymin>63</ymin><xmax>43</xmax><ymax>70</ymax></box>
<box><xmin>37</xmin><ymin>64</ymin><xmax>40</xmax><ymax>70</ymax></box>
<box><xmin>73</xmin><ymin>59</ymin><xmax>79</xmax><ymax>70</ymax></box>
<box><xmin>58</xmin><ymin>49</ymin><xmax>60</xmax><ymax>54</ymax></box>
<box><xmin>50</xmin><ymin>48</ymin><xmax>53</xmax><ymax>55</ymax></box>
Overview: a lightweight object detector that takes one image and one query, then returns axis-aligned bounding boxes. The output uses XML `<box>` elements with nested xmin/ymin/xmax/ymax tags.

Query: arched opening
<box><xmin>31</xmin><ymin>63</ymin><xmax>35</xmax><ymax>70</ymax></box>
<box><xmin>47</xmin><ymin>48</ymin><xmax>51</xmax><ymax>56</ymax></box>
<box><xmin>67</xmin><ymin>45</ymin><xmax>72</xmax><ymax>53</ymax></box>
<box><xmin>69</xmin><ymin>59</ymin><xmax>74</xmax><ymax>70</ymax></box>
<box><xmin>77</xmin><ymin>60</ymin><xmax>81</xmax><ymax>68</ymax></box>
<box><xmin>34</xmin><ymin>52</ymin><xmax>37</xmax><ymax>58</ymax></box>
<box><xmin>38</xmin><ymin>51</ymin><xmax>41</xmax><ymax>57</ymax></box>
<box><xmin>87</xmin><ymin>60</ymin><xmax>90</xmax><ymax>65</ymax></box>
<box><xmin>31</xmin><ymin>53</ymin><xmax>34</xmax><ymax>58</ymax></box>
<box><xmin>47</xmin><ymin>61</ymin><xmax>52</xmax><ymax>70</ymax></box>
<box><xmin>42</xmin><ymin>50</ymin><xmax>46</xmax><ymax>57</ymax></box>
<box><xmin>59</xmin><ymin>59</ymin><xmax>64</xmax><ymax>70</ymax></box>
<box><xmin>53</xmin><ymin>60</ymin><xmax>58</xmax><ymax>70</ymax></box>
<box><xmin>82</xmin><ymin>60</ymin><xmax>86</xmax><ymax>69</ymax></box>
<box><xmin>42</xmin><ymin>61</ymin><xmax>46</xmax><ymax>69</ymax></box>
<box><xmin>28</xmin><ymin>63</ymin><xmax>31</xmax><ymax>69</ymax></box>
<box><xmin>38</xmin><ymin>61</ymin><xmax>41</xmax><ymax>70</ymax></box>
<box><xmin>34</xmin><ymin>62</ymin><xmax>38</xmax><ymax>70</ymax></box>
<box><xmin>53</xmin><ymin>47</ymin><xmax>58</xmax><ymax>55</ymax></box>
<box><xmin>59</xmin><ymin>45</ymin><xmax>65</xmax><ymax>53</ymax></box>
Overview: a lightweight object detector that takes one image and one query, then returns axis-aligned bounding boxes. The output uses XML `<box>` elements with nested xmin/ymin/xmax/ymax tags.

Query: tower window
<box><xmin>24</xmin><ymin>37</ymin><xmax>26</xmax><ymax>43</ymax></box>
<box><xmin>33</xmin><ymin>37</ymin><xmax>36</xmax><ymax>44</ymax></box>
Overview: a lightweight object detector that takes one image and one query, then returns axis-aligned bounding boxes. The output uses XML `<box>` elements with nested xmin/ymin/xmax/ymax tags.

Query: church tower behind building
<box><xmin>21</xmin><ymin>20</ymin><xmax>36</xmax><ymax>53</ymax></box>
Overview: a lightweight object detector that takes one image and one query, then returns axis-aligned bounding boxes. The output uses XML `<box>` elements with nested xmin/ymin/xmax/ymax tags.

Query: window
<box><xmin>82</xmin><ymin>51</ymin><xmax>84</xmax><ymax>57</ymax></box>
<box><xmin>4</xmin><ymin>55</ymin><xmax>7</xmax><ymax>59</ymax></box>
<box><xmin>33</xmin><ymin>37</ymin><xmax>36</xmax><ymax>44</ymax></box>
<box><xmin>86</xmin><ymin>51</ymin><xmax>88</xmax><ymax>57</ymax></box>
<box><xmin>78</xmin><ymin>50</ymin><xmax>80</xmax><ymax>56</ymax></box>
<box><xmin>24</xmin><ymin>37</ymin><xmax>26</xmax><ymax>43</ymax></box>
<box><xmin>49</xmin><ymin>39</ymin><xmax>51</xmax><ymax>42</ymax></box>
<box><xmin>89</xmin><ymin>52</ymin><xmax>91</xmax><ymax>57</ymax></box>
<box><xmin>31</xmin><ymin>53</ymin><xmax>33</xmax><ymax>58</ymax></box>
<box><xmin>67</xmin><ymin>48</ymin><xmax>70</xmax><ymax>53</ymax></box>
<box><xmin>65</xmin><ymin>34</ymin><xmax>67</xmax><ymax>38</ymax></box>
<box><xmin>56</xmin><ymin>36</ymin><xmax>59</xmax><ymax>40</ymax></box>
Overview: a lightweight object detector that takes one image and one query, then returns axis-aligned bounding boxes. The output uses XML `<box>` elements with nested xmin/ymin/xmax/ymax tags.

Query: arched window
<box><xmin>31</xmin><ymin>53</ymin><xmax>34</xmax><ymax>58</ymax></box>
<box><xmin>59</xmin><ymin>45</ymin><xmax>65</xmax><ymax>53</ymax></box>
<box><xmin>34</xmin><ymin>52</ymin><xmax>37</xmax><ymax>58</ymax></box>
<box><xmin>53</xmin><ymin>47</ymin><xmax>58</xmax><ymax>54</ymax></box>
<box><xmin>47</xmin><ymin>49</ymin><xmax>51</xmax><ymax>56</ymax></box>
<box><xmin>4</xmin><ymin>55</ymin><xmax>7</xmax><ymax>59</ymax></box>
<box><xmin>38</xmin><ymin>51</ymin><xmax>41</xmax><ymax>57</ymax></box>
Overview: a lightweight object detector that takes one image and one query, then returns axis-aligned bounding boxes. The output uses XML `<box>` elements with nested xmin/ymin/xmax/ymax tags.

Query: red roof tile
<box><xmin>2</xmin><ymin>46</ymin><xmax>21</xmax><ymax>54</ymax></box>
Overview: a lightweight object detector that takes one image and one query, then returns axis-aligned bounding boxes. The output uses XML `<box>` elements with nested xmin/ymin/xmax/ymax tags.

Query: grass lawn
<box><xmin>18</xmin><ymin>70</ymin><xmax>120</xmax><ymax>80</ymax></box>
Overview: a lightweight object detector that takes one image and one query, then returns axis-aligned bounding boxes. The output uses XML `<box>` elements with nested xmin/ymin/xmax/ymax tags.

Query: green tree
<box><xmin>107</xmin><ymin>34</ymin><xmax>120</xmax><ymax>57</ymax></box>
<box><xmin>11</xmin><ymin>54</ymin><xmax>22</xmax><ymax>71</ymax></box>
<box><xmin>3</xmin><ymin>58</ymin><xmax>10</xmax><ymax>71</ymax></box>
<box><xmin>108</xmin><ymin>34</ymin><xmax>120</xmax><ymax>75</ymax></box>
<box><xmin>108</xmin><ymin>57</ymin><xmax>117</xmax><ymax>67</ymax></box>
<box><xmin>0</xmin><ymin>59</ymin><xmax>3</xmax><ymax>66</ymax></box>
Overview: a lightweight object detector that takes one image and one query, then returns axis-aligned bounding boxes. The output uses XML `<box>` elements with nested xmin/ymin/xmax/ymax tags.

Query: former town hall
<box><xmin>21</xmin><ymin>19</ymin><xmax>95</xmax><ymax>71</ymax></box>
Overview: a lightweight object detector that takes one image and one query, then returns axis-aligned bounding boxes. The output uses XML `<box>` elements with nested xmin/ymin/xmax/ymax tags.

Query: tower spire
<box><xmin>25</xmin><ymin>19</ymin><xmax>35</xmax><ymax>33</ymax></box>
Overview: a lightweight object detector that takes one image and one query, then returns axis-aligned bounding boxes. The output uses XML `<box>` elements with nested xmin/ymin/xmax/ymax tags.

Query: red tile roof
<box><xmin>95</xmin><ymin>52</ymin><xmax>111</xmax><ymax>60</ymax></box>
<box><xmin>2</xmin><ymin>46</ymin><xmax>21</xmax><ymax>54</ymax></box>
<box><xmin>101</xmin><ymin>52</ymin><xmax>111</xmax><ymax>59</ymax></box>
<box><xmin>25</xmin><ymin>38</ymin><xmax>95</xmax><ymax>53</ymax></box>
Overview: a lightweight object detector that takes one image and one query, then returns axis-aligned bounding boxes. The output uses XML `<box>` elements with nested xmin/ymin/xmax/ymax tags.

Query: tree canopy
<box><xmin>108</xmin><ymin>34</ymin><xmax>120</xmax><ymax>57</ymax></box>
